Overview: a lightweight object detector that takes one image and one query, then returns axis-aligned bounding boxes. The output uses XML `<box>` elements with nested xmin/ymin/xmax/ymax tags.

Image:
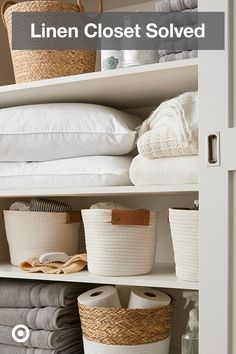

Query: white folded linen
<box><xmin>130</xmin><ymin>155</ymin><xmax>198</xmax><ymax>185</ymax></box>
<box><xmin>0</xmin><ymin>156</ymin><xmax>132</xmax><ymax>190</ymax></box>
<box><xmin>138</xmin><ymin>92</ymin><xmax>198</xmax><ymax>159</ymax></box>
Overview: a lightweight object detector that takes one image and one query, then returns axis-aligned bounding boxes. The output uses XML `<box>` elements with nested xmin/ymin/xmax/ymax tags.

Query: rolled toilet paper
<box><xmin>128</xmin><ymin>287</ymin><xmax>171</xmax><ymax>309</ymax></box>
<box><xmin>78</xmin><ymin>286</ymin><xmax>121</xmax><ymax>308</ymax></box>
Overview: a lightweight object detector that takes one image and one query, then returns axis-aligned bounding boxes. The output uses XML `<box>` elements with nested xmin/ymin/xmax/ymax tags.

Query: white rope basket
<box><xmin>81</xmin><ymin>209</ymin><xmax>158</xmax><ymax>276</ymax></box>
<box><xmin>4</xmin><ymin>210</ymin><xmax>80</xmax><ymax>266</ymax></box>
<box><xmin>169</xmin><ymin>208</ymin><xmax>199</xmax><ymax>282</ymax></box>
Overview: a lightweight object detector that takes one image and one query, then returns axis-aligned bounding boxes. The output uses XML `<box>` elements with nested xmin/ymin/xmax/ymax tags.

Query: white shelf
<box><xmin>0</xmin><ymin>184</ymin><xmax>198</xmax><ymax>198</ymax></box>
<box><xmin>0</xmin><ymin>59</ymin><xmax>198</xmax><ymax>109</ymax></box>
<box><xmin>0</xmin><ymin>263</ymin><xmax>199</xmax><ymax>290</ymax></box>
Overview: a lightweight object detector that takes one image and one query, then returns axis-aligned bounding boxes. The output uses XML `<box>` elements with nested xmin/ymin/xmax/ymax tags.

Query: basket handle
<box><xmin>111</xmin><ymin>209</ymin><xmax>150</xmax><ymax>226</ymax></box>
<box><xmin>77</xmin><ymin>0</ymin><xmax>103</xmax><ymax>12</ymax></box>
<box><xmin>1</xmin><ymin>0</ymin><xmax>15</xmax><ymax>27</ymax></box>
<box><xmin>66</xmin><ymin>211</ymin><xmax>82</xmax><ymax>224</ymax></box>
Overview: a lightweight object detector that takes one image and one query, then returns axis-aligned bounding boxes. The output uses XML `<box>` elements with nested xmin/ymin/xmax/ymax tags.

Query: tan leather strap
<box><xmin>66</xmin><ymin>211</ymin><xmax>82</xmax><ymax>224</ymax></box>
<box><xmin>1</xmin><ymin>0</ymin><xmax>15</xmax><ymax>27</ymax></box>
<box><xmin>112</xmin><ymin>209</ymin><xmax>150</xmax><ymax>226</ymax></box>
<box><xmin>77</xmin><ymin>0</ymin><xmax>103</xmax><ymax>12</ymax></box>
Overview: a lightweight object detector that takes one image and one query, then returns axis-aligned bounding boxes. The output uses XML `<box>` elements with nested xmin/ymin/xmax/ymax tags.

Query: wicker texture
<box><xmin>83</xmin><ymin>336</ymin><xmax>170</xmax><ymax>354</ymax></box>
<box><xmin>79</xmin><ymin>301</ymin><xmax>175</xmax><ymax>346</ymax></box>
<box><xmin>4</xmin><ymin>210</ymin><xmax>80</xmax><ymax>266</ymax></box>
<box><xmin>169</xmin><ymin>209</ymin><xmax>199</xmax><ymax>282</ymax></box>
<box><xmin>81</xmin><ymin>209</ymin><xmax>158</xmax><ymax>276</ymax></box>
<box><xmin>2</xmin><ymin>0</ymin><xmax>97</xmax><ymax>83</ymax></box>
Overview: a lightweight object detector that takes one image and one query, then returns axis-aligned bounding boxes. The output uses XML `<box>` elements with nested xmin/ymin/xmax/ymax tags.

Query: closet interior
<box><xmin>0</xmin><ymin>1</ymin><xmax>200</xmax><ymax>353</ymax></box>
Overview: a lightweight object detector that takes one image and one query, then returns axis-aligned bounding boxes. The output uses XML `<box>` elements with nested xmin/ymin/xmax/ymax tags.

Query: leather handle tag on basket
<box><xmin>77</xmin><ymin>0</ymin><xmax>103</xmax><ymax>12</ymax></box>
<box><xmin>111</xmin><ymin>209</ymin><xmax>150</xmax><ymax>226</ymax></box>
<box><xmin>66</xmin><ymin>211</ymin><xmax>82</xmax><ymax>224</ymax></box>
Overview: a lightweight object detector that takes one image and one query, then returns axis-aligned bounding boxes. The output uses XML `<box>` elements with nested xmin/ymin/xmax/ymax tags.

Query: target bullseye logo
<box><xmin>12</xmin><ymin>325</ymin><xmax>30</xmax><ymax>343</ymax></box>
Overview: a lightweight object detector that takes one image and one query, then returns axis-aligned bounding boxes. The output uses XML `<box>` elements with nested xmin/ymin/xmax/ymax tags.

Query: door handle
<box><xmin>207</xmin><ymin>132</ymin><xmax>221</xmax><ymax>166</ymax></box>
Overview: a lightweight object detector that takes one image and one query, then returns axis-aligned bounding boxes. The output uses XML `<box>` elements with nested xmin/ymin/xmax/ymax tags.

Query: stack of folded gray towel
<box><xmin>0</xmin><ymin>280</ymin><xmax>92</xmax><ymax>354</ymax></box>
<box><xmin>156</xmin><ymin>0</ymin><xmax>198</xmax><ymax>62</ymax></box>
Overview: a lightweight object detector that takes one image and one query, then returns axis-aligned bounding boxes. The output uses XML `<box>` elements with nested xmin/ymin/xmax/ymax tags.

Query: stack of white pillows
<box><xmin>0</xmin><ymin>103</ymin><xmax>142</xmax><ymax>190</ymax></box>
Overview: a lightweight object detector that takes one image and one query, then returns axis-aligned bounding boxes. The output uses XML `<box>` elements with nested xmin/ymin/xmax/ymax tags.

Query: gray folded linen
<box><xmin>156</xmin><ymin>0</ymin><xmax>198</xmax><ymax>12</ymax></box>
<box><xmin>0</xmin><ymin>306</ymin><xmax>79</xmax><ymax>330</ymax></box>
<box><xmin>159</xmin><ymin>49</ymin><xmax>198</xmax><ymax>62</ymax></box>
<box><xmin>0</xmin><ymin>343</ymin><xmax>84</xmax><ymax>354</ymax></box>
<box><xmin>0</xmin><ymin>280</ymin><xmax>91</xmax><ymax>308</ymax></box>
<box><xmin>158</xmin><ymin>8</ymin><xmax>198</xmax><ymax>29</ymax></box>
<box><xmin>0</xmin><ymin>325</ymin><xmax>82</xmax><ymax>350</ymax></box>
<box><xmin>158</xmin><ymin>37</ymin><xmax>198</xmax><ymax>56</ymax></box>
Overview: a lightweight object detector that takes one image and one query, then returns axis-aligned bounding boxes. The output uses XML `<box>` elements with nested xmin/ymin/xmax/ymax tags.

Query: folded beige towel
<box><xmin>20</xmin><ymin>254</ymin><xmax>87</xmax><ymax>274</ymax></box>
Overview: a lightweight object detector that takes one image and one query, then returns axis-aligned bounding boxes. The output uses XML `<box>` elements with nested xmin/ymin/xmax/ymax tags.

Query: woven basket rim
<box><xmin>4</xmin><ymin>0</ymin><xmax>79</xmax><ymax>18</ymax></box>
<box><xmin>3</xmin><ymin>210</ymin><xmax>68</xmax><ymax>217</ymax></box>
<box><xmin>169</xmin><ymin>208</ymin><xmax>199</xmax><ymax>213</ymax></box>
<box><xmin>5</xmin><ymin>0</ymin><xmax>77</xmax><ymax>9</ymax></box>
<box><xmin>3</xmin><ymin>209</ymin><xmax>69</xmax><ymax>215</ymax></box>
<box><xmin>78</xmin><ymin>298</ymin><xmax>175</xmax><ymax>313</ymax></box>
<box><xmin>78</xmin><ymin>298</ymin><xmax>175</xmax><ymax>346</ymax></box>
<box><xmin>81</xmin><ymin>208</ymin><xmax>158</xmax><ymax>213</ymax></box>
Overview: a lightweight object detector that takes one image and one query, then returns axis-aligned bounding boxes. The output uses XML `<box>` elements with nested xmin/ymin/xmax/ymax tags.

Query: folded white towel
<box><xmin>130</xmin><ymin>155</ymin><xmax>198</xmax><ymax>185</ymax></box>
<box><xmin>138</xmin><ymin>92</ymin><xmax>198</xmax><ymax>159</ymax></box>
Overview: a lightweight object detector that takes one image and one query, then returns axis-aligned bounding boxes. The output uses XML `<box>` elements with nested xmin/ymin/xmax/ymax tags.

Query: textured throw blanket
<box><xmin>0</xmin><ymin>325</ymin><xmax>82</xmax><ymax>350</ymax></box>
<box><xmin>0</xmin><ymin>306</ymin><xmax>79</xmax><ymax>331</ymax></box>
<box><xmin>0</xmin><ymin>280</ymin><xmax>91</xmax><ymax>308</ymax></box>
<box><xmin>0</xmin><ymin>343</ymin><xmax>83</xmax><ymax>354</ymax></box>
<box><xmin>138</xmin><ymin>92</ymin><xmax>198</xmax><ymax>159</ymax></box>
<box><xmin>159</xmin><ymin>50</ymin><xmax>198</xmax><ymax>62</ymax></box>
<box><xmin>130</xmin><ymin>155</ymin><xmax>199</xmax><ymax>185</ymax></box>
<box><xmin>156</xmin><ymin>0</ymin><xmax>198</xmax><ymax>12</ymax></box>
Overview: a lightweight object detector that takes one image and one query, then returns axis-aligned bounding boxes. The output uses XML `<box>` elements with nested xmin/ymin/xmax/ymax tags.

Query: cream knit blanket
<box><xmin>137</xmin><ymin>92</ymin><xmax>198</xmax><ymax>159</ymax></box>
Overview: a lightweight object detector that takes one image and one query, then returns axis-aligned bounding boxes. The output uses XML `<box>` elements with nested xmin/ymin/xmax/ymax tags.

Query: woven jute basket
<box><xmin>4</xmin><ymin>210</ymin><xmax>81</xmax><ymax>265</ymax></box>
<box><xmin>78</xmin><ymin>299</ymin><xmax>175</xmax><ymax>354</ymax></box>
<box><xmin>169</xmin><ymin>208</ymin><xmax>199</xmax><ymax>282</ymax></box>
<box><xmin>1</xmin><ymin>0</ymin><xmax>103</xmax><ymax>83</ymax></box>
<box><xmin>81</xmin><ymin>209</ymin><xmax>158</xmax><ymax>277</ymax></box>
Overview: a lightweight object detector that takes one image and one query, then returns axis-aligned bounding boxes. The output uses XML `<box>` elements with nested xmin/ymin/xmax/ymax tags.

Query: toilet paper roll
<box><xmin>128</xmin><ymin>287</ymin><xmax>171</xmax><ymax>309</ymax></box>
<box><xmin>78</xmin><ymin>286</ymin><xmax>121</xmax><ymax>308</ymax></box>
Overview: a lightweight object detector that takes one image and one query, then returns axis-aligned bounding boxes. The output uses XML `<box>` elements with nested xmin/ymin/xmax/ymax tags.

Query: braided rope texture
<box><xmin>4</xmin><ymin>1</ymin><xmax>96</xmax><ymax>83</ymax></box>
<box><xmin>79</xmin><ymin>301</ymin><xmax>175</xmax><ymax>346</ymax></box>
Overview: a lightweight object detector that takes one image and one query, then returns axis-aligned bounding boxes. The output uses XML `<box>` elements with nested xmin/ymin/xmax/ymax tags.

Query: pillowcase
<box><xmin>0</xmin><ymin>103</ymin><xmax>142</xmax><ymax>162</ymax></box>
<box><xmin>0</xmin><ymin>156</ymin><xmax>133</xmax><ymax>190</ymax></box>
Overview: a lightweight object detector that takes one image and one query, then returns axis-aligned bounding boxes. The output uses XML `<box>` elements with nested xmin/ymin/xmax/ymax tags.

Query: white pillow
<box><xmin>0</xmin><ymin>156</ymin><xmax>132</xmax><ymax>189</ymax></box>
<box><xmin>0</xmin><ymin>103</ymin><xmax>142</xmax><ymax>162</ymax></box>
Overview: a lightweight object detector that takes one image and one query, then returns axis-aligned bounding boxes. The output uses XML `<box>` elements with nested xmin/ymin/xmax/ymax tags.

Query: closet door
<box><xmin>199</xmin><ymin>0</ymin><xmax>234</xmax><ymax>353</ymax></box>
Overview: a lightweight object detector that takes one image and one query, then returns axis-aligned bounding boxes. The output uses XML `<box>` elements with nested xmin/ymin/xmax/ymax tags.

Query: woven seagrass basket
<box><xmin>78</xmin><ymin>298</ymin><xmax>175</xmax><ymax>354</ymax></box>
<box><xmin>1</xmin><ymin>0</ymin><xmax>103</xmax><ymax>83</ymax></box>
